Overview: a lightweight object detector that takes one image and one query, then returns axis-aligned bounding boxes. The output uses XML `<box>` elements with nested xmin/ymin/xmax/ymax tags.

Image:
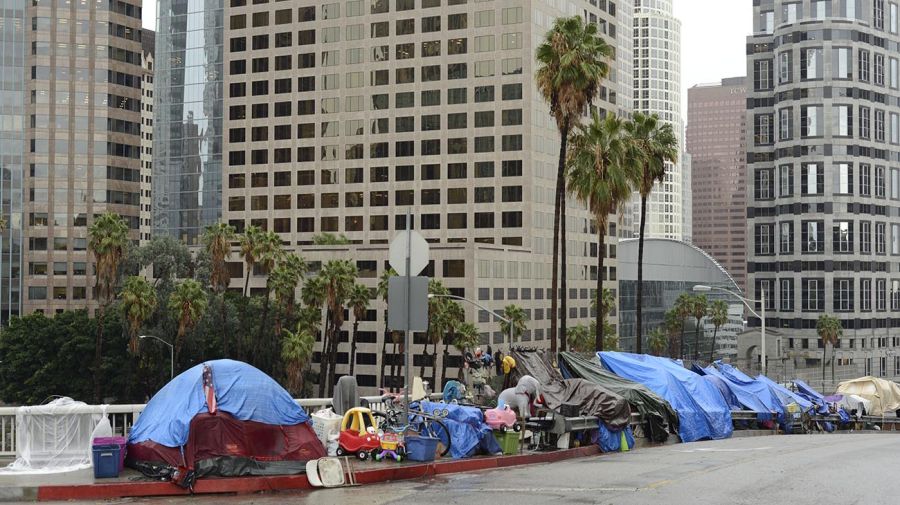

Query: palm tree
<box><xmin>567</xmin><ymin>112</ymin><xmax>634</xmax><ymax>352</ymax></box>
<box><xmin>648</xmin><ymin>327</ymin><xmax>668</xmax><ymax>356</ymax></box>
<box><xmin>707</xmin><ymin>300</ymin><xmax>729</xmax><ymax>362</ymax></box>
<box><xmin>424</xmin><ymin>280</ymin><xmax>450</xmax><ymax>381</ymax></box>
<box><xmin>120</xmin><ymin>276</ymin><xmax>157</xmax><ymax>354</ymax></box>
<box><xmin>168</xmin><ymin>279</ymin><xmax>208</xmax><ymax>362</ymax></box>
<box><xmin>318</xmin><ymin>260</ymin><xmax>358</xmax><ymax>396</ymax></box>
<box><xmin>817</xmin><ymin>314</ymin><xmax>843</xmax><ymax>386</ymax></box>
<box><xmin>347</xmin><ymin>283</ymin><xmax>370</xmax><ymax>376</ymax></box>
<box><xmin>567</xmin><ymin>325</ymin><xmax>592</xmax><ymax>353</ymax></box>
<box><xmin>88</xmin><ymin>212</ymin><xmax>129</xmax><ymax>400</ymax></box>
<box><xmin>690</xmin><ymin>294</ymin><xmax>708</xmax><ymax>361</ymax></box>
<box><xmin>604</xmin><ymin>334</ymin><xmax>620</xmax><ymax>352</ymax></box>
<box><xmin>202</xmin><ymin>222</ymin><xmax>236</xmax><ymax>353</ymax></box>
<box><xmin>253</xmin><ymin>231</ymin><xmax>285</xmax><ymax>340</ymax></box>
<box><xmin>625</xmin><ymin>113</ymin><xmax>679</xmax><ymax>354</ymax></box>
<box><xmin>500</xmin><ymin>304</ymin><xmax>528</xmax><ymax>347</ymax></box>
<box><xmin>663</xmin><ymin>308</ymin><xmax>683</xmax><ymax>358</ymax></box>
<box><xmin>238</xmin><ymin>225</ymin><xmax>264</xmax><ymax>297</ymax></box>
<box><xmin>453</xmin><ymin>322</ymin><xmax>480</xmax><ymax>382</ymax></box>
<box><xmin>536</xmin><ymin>15</ymin><xmax>613</xmax><ymax>356</ymax></box>
<box><xmin>376</xmin><ymin>268</ymin><xmax>398</xmax><ymax>389</ymax></box>
<box><xmin>312</xmin><ymin>233</ymin><xmax>350</xmax><ymax>245</ymax></box>
<box><xmin>673</xmin><ymin>293</ymin><xmax>693</xmax><ymax>359</ymax></box>
<box><xmin>282</xmin><ymin>322</ymin><xmax>316</xmax><ymax>397</ymax></box>
<box><xmin>439</xmin><ymin>301</ymin><xmax>465</xmax><ymax>389</ymax></box>
<box><xmin>271</xmin><ymin>253</ymin><xmax>307</xmax><ymax>337</ymax></box>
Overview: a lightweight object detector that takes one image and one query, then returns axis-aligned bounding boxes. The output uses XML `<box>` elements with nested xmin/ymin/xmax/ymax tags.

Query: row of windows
<box><xmin>229</xmin><ymin>5</ymin><xmax>522</xmax><ymax>30</ymax></box>
<box><xmin>229</xmin><ymin>57</ymin><xmax>523</xmax><ymax>80</ymax></box>
<box><xmin>754</xmin><ymin>220</ymin><xmax>900</xmax><ymax>255</ymax></box>
<box><xmin>230</xmin><ymin>31</ymin><xmax>521</xmax><ymax>54</ymax></box>
<box><xmin>228</xmin><ymin>83</ymin><xmax>521</xmax><ymax>106</ymax></box>
<box><xmin>225</xmin><ymin>212</ymin><xmax>524</xmax><ymax>234</ymax></box>
<box><xmin>755</xmin><ymin>104</ymin><xmax>900</xmax><ymax>145</ymax></box>
<box><xmin>227</xmin><ymin>161</ymin><xmax>522</xmax><ymax>188</ymax></box>
<box><xmin>227</xmin><ymin>111</ymin><xmax>523</xmax><ymax>142</ymax></box>
<box><xmin>753</xmin><ymin>163</ymin><xmax>900</xmax><ymax>199</ymax></box>
<box><xmin>28</xmin><ymin>286</ymin><xmax>88</xmax><ymax>301</ymax></box>
<box><xmin>226</xmin><ymin>136</ymin><xmax>523</xmax><ymax>165</ymax></box>
<box><xmin>227</xmin><ymin>187</ymin><xmax>524</xmax><ymax>211</ymax></box>
<box><xmin>755</xmin><ymin>277</ymin><xmax>900</xmax><ymax>313</ymax></box>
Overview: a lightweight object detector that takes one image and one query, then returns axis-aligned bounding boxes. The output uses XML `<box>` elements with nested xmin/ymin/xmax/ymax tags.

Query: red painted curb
<box><xmin>35</xmin><ymin>446</ymin><xmax>604</xmax><ymax>502</ymax></box>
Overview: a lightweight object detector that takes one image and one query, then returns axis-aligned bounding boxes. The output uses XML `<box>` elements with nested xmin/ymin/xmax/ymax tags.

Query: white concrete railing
<box><xmin>0</xmin><ymin>395</ymin><xmax>395</xmax><ymax>458</ymax></box>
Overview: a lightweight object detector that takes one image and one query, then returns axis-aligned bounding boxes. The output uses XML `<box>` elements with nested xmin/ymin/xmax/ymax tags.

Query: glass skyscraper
<box><xmin>152</xmin><ymin>0</ymin><xmax>223</xmax><ymax>245</ymax></box>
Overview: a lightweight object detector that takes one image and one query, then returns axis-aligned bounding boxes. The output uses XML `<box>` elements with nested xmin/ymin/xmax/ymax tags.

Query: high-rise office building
<box><xmin>687</xmin><ymin>77</ymin><xmax>747</xmax><ymax>291</ymax></box>
<box><xmin>748</xmin><ymin>1</ymin><xmax>900</xmax><ymax>386</ymax></box>
<box><xmin>0</xmin><ymin>1</ymin><xmax>26</xmax><ymax>323</ymax></box>
<box><xmin>152</xmin><ymin>0</ymin><xmax>224</xmax><ymax>245</ymax></box>
<box><xmin>216</xmin><ymin>0</ymin><xmax>631</xmax><ymax>389</ymax></box>
<box><xmin>14</xmin><ymin>0</ymin><xmax>145</xmax><ymax>316</ymax></box>
<box><xmin>631</xmin><ymin>0</ymin><xmax>683</xmax><ymax>240</ymax></box>
<box><xmin>141</xmin><ymin>30</ymin><xmax>155</xmax><ymax>244</ymax></box>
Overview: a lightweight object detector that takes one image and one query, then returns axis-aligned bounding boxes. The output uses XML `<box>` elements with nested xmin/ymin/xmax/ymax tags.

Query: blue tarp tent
<box><xmin>599</xmin><ymin>352</ymin><xmax>733</xmax><ymax>442</ymax></box>
<box><xmin>755</xmin><ymin>375</ymin><xmax>813</xmax><ymax>411</ymax></box>
<box><xmin>792</xmin><ymin>379</ymin><xmax>829</xmax><ymax>414</ymax></box>
<box><xmin>416</xmin><ymin>401</ymin><xmax>501</xmax><ymax>459</ymax></box>
<box><xmin>129</xmin><ymin>359</ymin><xmax>310</xmax><ymax>448</ymax></box>
<box><xmin>705</xmin><ymin>364</ymin><xmax>783</xmax><ymax>419</ymax></box>
<box><xmin>692</xmin><ymin>365</ymin><xmax>742</xmax><ymax>411</ymax></box>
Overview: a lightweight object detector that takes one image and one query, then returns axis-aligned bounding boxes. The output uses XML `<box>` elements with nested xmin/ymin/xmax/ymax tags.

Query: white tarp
<box><xmin>836</xmin><ymin>377</ymin><xmax>900</xmax><ymax>416</ymax></box>
<box><xmin>0</xmin><ymin>397</ymin><xmax>107</xmax><ymax>474</ymax></box>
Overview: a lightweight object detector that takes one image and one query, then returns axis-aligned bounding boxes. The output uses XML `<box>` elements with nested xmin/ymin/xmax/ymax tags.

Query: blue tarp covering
<box><xmin>128</xmin><ymin>360</ymin><xmax>310</xmax><ymax>448</ymax></box>
<box><xmin>755</xmin><ymin>375</ymin><xmax>813</xmax><ymax>411</ymax></box>
<box><xmin>416</xmin><ymin>401</ymin><xmax>501</xmax><ymax>459</ymax></box>
<box><xmin>793</xmin><ymin>379</ymin><xmax>829</xmax><ymax>414</ymax></box>
<box><xmin>694</xmin><ymin>371</ymin><xmax>743</xmax><ymax>411</ymax></box>
<box><xmin>598</xmin><ymin>352</ymin><xmax>733</xmax><ymax>442</ymax></box>
<box><xmin>705</xmin><ymin>364</ymin><xmax>782</xmax><ymax>419</ymax></box>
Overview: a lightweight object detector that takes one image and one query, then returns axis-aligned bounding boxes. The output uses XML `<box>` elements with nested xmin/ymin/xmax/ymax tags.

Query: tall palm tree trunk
<box><xmin>93</xmin><ymin>306</ymin><xmax>105</xmax><ymax>402</ymax></box>
<box><xmin>440</xmin><ymin>336</ymin><xmax>452</xmax><ymax>391</ymax></box>
<box><xmin>822</xmin><ymin>343</ymin><xmax>826</xmax><ymax>386</ymax></box>
<box><xmin>694</xmin><ymin>322</ymin><xmax>702</xmax><ymax>361</ymax></box>
<box><xmin>419</xmin><ymin>339</ymin><xmax>428</xmax><ymax>379</ymax></box>
<box><xmin>221</xmin><ymin>293</ymin><xmax>229</xmax><ymax>356</ymax></box>
<box><xmin>243</xmin><ymin>265</ymin><xmax>251</xmax><ymax>297</ymax></box>
<box><xmin>679</xmin><ymin>325</ymin><xmax>686</xmax><ymax>360</ymax></box>
<box><xmin>561</xmin><ymin>187</ymin><xmax>568</xmax><ymax>353</ymax></box>
<box><xmin>378</xmin><ymin>322</ymin><xmax>388</xmax><ymax>389</ymax></box>
<box><xmin>709</xmin><ymin>327</ymin><xmax>719</xmax><ymax>363</ymax></box>
<box><xmin>327</xmin><ymin>318</ymin><xmax>341</xmax><ymax>397</ymax></box>
<box><xmin>636</xmin><ymin>195</ymin><xmax>649</xmax><ymax>354</ymax></box>
<box><xmin>318</xmin><ymin>310</ymin><xmax>331</xmax><ymax>397</ymax></box>
<box><xmin>595</xmin><ymin>225</ymin><xmax>605</xmax><ymax>352</ymax></box>
<box><xmin>349</xmin><ymin>319</ymin><xmax>359</xmax><ymax>376</ymax></box>
<box><xmin>550</xmin><ymin>120</ymin><xmax>570</xmax><ymax>356</ymax></box>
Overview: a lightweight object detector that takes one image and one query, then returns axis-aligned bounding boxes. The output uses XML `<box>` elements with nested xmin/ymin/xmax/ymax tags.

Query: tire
<box><xmin>336</xmin><ymin>447</ymin><xmax>345</xmax><ymax>457</ymax></box>
<box><xmin>513</xmin><ymin>423</ymin><xmax>522</xmax><ymax>432</ymax></box>
<box><xmin>499</xmin><ymin>425</ymin><xmax>507</xmax><ymax>433</ymax></box>
<box><xmin>358</xmin><ymin>451</ymin><xmax>368</xmax><ymax>461</ymax></box>
<box><xmin>427</xmin><ymin>419</ymin><xmax>452</xmax><ymax>458</ymax></box>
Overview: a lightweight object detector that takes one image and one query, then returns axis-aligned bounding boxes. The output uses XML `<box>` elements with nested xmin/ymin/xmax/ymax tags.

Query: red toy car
<box><xmin>336</xmin><ymin>408</ymin><xmax>381</xmax><ymax>460</ymax></box>
<box><xmin>484</xmin><ymin>405</ymin><xmax>521</xmax><ymax>432</ymax></box>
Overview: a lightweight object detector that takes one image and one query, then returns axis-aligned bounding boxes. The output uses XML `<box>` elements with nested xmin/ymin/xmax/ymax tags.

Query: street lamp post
<box><xmin>428</xmin><ymin>293</ymin><xmax>514</xmax><ymax>350</ymax></box>
<box><xmin>693</xmin><ymin>285</ymin><xmax>767</xmax><ymax>376</ymax></box>
<box><xmin>139</xmin><ymin>335</ymin><xmax>174</xmax><ymax>380</ymax></box>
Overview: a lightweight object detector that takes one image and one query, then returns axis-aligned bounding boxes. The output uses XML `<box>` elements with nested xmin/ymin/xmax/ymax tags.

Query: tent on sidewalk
<box><xmin>559</xmin><ymin>352</ymin><xmax>679</xmax><ymax>440</ymax></box>
<box><xmin>835</xmin><ymin>376</ymin><xmax>900</xmax><ymax>416</ymax></box>
<box><xmin>599</xmin><ymin>352</ymin><xmax>733</xmax><ymax>442</ymax></box>
<box><xmin>126</xmin><ymin>360</ymin><xmax>325</xmax><ymax>479</ymax></box>
<box><xmin>509</xmin><ymin>350</ymin><xmax>632</xmax><ymax>431</ymax></box>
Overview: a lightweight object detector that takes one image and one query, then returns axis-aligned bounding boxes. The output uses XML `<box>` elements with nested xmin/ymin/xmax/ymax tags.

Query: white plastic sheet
<box><xmin>1</xmin><ymin>397</ymin><xmax>107</xmax><ymax>474</ymax></box>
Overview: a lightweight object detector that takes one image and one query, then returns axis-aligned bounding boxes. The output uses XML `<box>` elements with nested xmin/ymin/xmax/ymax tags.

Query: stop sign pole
<box><xmin>403</xmin><ymin>208</ymin><xmax>412</xmax><ymax>423</ymax></box>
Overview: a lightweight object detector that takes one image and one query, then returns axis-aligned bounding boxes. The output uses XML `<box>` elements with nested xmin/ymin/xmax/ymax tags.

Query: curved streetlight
<box><xmin>139</xmin><ymin>335</ymin><xmax>174</xmax><ymax>380</ymax></box>
<box><xmin>427</xmin><ymin>293</ymin><xmax>514</xmax><ymax>349</ymax></box>
<box><xmin>693</xmin><ymin>284</ymin><xmax>767</xmax><ymax>376</ymax></box>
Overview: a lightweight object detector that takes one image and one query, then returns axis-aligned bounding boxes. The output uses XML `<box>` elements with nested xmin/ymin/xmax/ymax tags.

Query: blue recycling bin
<box><xmin>92</xmin><ymin>444</ymin><xmax>121</xmax><ymax>478</ymax></box>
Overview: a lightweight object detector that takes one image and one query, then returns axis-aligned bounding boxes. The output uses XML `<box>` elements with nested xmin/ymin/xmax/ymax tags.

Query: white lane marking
<box><xmin>673</xmin><ymin>446</ymin><xmax>773</xmax><ymax>453</ymax></box>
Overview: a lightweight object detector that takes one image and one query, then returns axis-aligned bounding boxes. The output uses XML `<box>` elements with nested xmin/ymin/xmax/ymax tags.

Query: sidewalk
<box><xmin>1</xmin><ymin>445</ymin><xmax>608</xmax><ymax>502</ymax></box>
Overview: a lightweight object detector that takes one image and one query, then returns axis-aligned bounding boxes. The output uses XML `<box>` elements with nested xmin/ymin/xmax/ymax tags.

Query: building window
<box><xmin>833</xmin><ymin>221</ymin><xmax>853</xmax><ymax>253</ymax></box>
<box><xmin>759</xmin><ymin>10</ymin><xmax>774</xmax><ymax>34</ymax></box>
<box><xmin>876</xmin><ymin>165</ymin><xmax>887</xmax><ymax>197</ymax></box>
<box><xmin>860</xmin><ymin>106</ymin><xmax>871</xmax><ymax>139</ymax></box>
<box><xmin>755</xmin><ymin>223</ymin><xmax>775</xmax><ymax>255</ymax></box>
<box><xmin>876</xmin><ymin>222</ymin><xmax>887</xmax><ymax>254</ymax></box>
<box><xmin>802</xmin><ymin>278</ymin><xmax>825</xmax><ymax>312</ymax></box>
<box><xmin>779</xmin><ymin>164</ymin><xmax>794</xmax><ymax>197</ymax></box>
<box><xmin>893</xmin><ymin>223</ymin><xmax>900</xmax><ymax>254</ymax></box>
<box><xmin>834</xmin><ymin>279</ymin><xmax>854</xmax><ymax>312</ymax></box>
<box><xmin>859</xmin><ymin>49</ymin><xmax>871</xmax><ymax>82</ymax></box>
<box><xmin>753</xmin><ymin>59</ymin><xmax>773</xmax><ymax>90</ymax></box>
<box><xmin>780</xmin><ymin>278</ymin><xmax>794</xmax><ymax>312</ymax></box>
<box><xmin>778</xmin><ymin>51</ymin><xmax>792</xmax><ymax>84</ymax></box>
<box><xmin>754</xmin><ymin>168</ymin><xmax>774</xmax><ymax>200</ymax></box>
<box><xmin>861</xmin><ymin>278</ymin><xmax>872</xmax><ymax>312</ymax></box>
<box><xmin>780</xmin><ymin>221</ymin><xmax>794</xmax><ymax>254</ymax></box>
<box><xmin>801</xmin><ymin>220</ymin><xmax>824</xmax><ymax>253</ymax></box>
<box><xmin>875</xmin><ymin>53</ymin><xmax>885</xmax><ymax>86</ymax></box>
<box><xmin>877</xmin><ymin>279</ymin><xmax>887</xmax><ymax>311</ymax></box>
<box><xmin>801</xmin><ymin>106</ymin><xmax>822</xmax><ymax>137</ymax></box>
<box><xmin>861</xmin><ymin>221</ymin><xmax>872</xmax><ymax>254</ymax></box>
<box><xmin>835</xmin><ymin>105</ymin><xmax>853</xmax><ymax>137</ymax></box>
<box><xmin>892</xmin><ymin>280</ymin><xmax>900</xmax><ymax>310</ymax></box>
<box><xmin>778</xmin><ymin>108</ymin><xmax>792</xmax><ymax>140</ymax></box>
<box><xmin>834</xmin><ymin>163</ymin><xmax>853</xmax><ymax>194</ymax></box>
<box><xmin>801</xmin><ymin>163</ymin><xmax>823</xmax><ymax>195</ymax></box>
<box><xmin>800</xmin><ymin>48</ymin><xmax>823</xmax><ymax>80</ymax></box>
<box><xmin>754</xmin><ymin>114</ymin><xmax>774</xmax><ymax>145</ymax></box>
<box><xmin>834</xmin><ymin>47</ymin><xmax>852</xmax><ymax>79</ymax></box>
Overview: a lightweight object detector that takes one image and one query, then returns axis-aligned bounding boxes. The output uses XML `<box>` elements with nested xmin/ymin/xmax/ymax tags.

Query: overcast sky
<box><xmin>142</xmin><ymin>0</ymin><xmax>752</xmax><ymax>118</ymax></box>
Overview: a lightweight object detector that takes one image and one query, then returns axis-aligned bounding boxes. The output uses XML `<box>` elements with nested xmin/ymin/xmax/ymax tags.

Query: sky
<box><xmin>141</xmin><ymin>0</ymin><xmax>753</xmax><ymax>117</ymax></box>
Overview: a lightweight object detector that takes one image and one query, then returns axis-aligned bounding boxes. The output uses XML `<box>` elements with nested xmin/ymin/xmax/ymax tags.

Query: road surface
<box><xmin>72</xmin><ymin>434</ymin><xmax>900</xmax><ymax>504</ymax></box>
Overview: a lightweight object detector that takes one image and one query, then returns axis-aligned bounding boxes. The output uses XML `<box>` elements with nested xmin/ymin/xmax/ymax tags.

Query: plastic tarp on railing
<box><xmin>836</xmin><ymin>376</ymin><xmax>900</xmax><ymax>416</ymax></box>
<box><xmin>559</xmin><ymin>352</ymin><xmax>679</xmax><ymax>438</ymax></box>
<box><xmin>792</xmin><ymin>379</ymin><xmax>829</xmax><ymax>414</ymax></box>
<box><xmin>691</xmin><ymin>365</ymin><xmax>742</xmax><ymax>411</ymax></box>
<box><xmin>128</xmin><ymin>359</ymin><xmax>309</xmax><ymax>448</ymax></box>
<box><xmin>704</xmin><ymin>364</ymin><xmax>783</xmax><ymax>419</ymax></box>
<box><xmin>754</xmin><ymin>375</ymin><xmax>813</xmax><ymax>411</ymax></box>
<box><xmin>1</xmin><ymin>397</ymin><xmax>106</xmax><ymax>474</ymax></box>
<box><xmin>416</xmin><ymin>401</ymin><xmax>500</xmax><ymax>459</ymax></box>
<box><xmin>598</xmin><ymin>352</ymin><xmax>733</xmax><ymax>442</ymax></box>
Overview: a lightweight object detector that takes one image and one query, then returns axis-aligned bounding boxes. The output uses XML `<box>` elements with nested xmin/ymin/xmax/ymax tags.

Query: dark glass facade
<box><xmin>152</xmin><ymin>0</ymin><xmax>223</xmax><ymax>245</ymax></box>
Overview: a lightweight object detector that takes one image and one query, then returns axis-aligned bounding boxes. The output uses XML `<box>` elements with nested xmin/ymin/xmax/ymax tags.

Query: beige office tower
<box><xmin>20</xmin><ymin>0</ymin><xmax>145</xmax><ymax>315</ymax></box>
<box><xmin>686</xmin><ymin>77</ymin><xmax>747</xmax><ymax>291</ymax></box>
<box><xmin>221</xmin><ymin>0</ymin><xmax>631</xmax><ymax>390</ymax></box>
<box><xmin>140</xmin><ymin>30</ymin><xmax>154</xmax><ymax>244</ymax></box>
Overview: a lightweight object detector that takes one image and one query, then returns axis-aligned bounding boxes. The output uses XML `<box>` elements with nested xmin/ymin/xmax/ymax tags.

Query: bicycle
<box><xmin>373</xmin><ymin>389</ymin><xmax>452</xmax><ymax>457</ymax></box>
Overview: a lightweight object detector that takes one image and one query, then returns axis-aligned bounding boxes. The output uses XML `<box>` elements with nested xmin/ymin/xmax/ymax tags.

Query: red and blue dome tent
<box><xmin>126</xmin><ymin>360</ymin><xmax>325</xmax><ymax>481</ymax></box>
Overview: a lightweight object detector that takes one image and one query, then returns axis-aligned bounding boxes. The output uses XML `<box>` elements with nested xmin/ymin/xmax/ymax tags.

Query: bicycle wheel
<box><xmin>423</xmin><ymin>418</ymin><xmax>452</xmax><ymax>457</ymax></box>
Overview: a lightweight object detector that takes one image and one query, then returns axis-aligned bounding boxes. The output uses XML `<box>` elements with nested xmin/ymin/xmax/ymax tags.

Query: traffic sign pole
<box><xmin>404</xmin><ymin>207</ymin><xmax>412</xmax><ymax>424</ymax></box>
